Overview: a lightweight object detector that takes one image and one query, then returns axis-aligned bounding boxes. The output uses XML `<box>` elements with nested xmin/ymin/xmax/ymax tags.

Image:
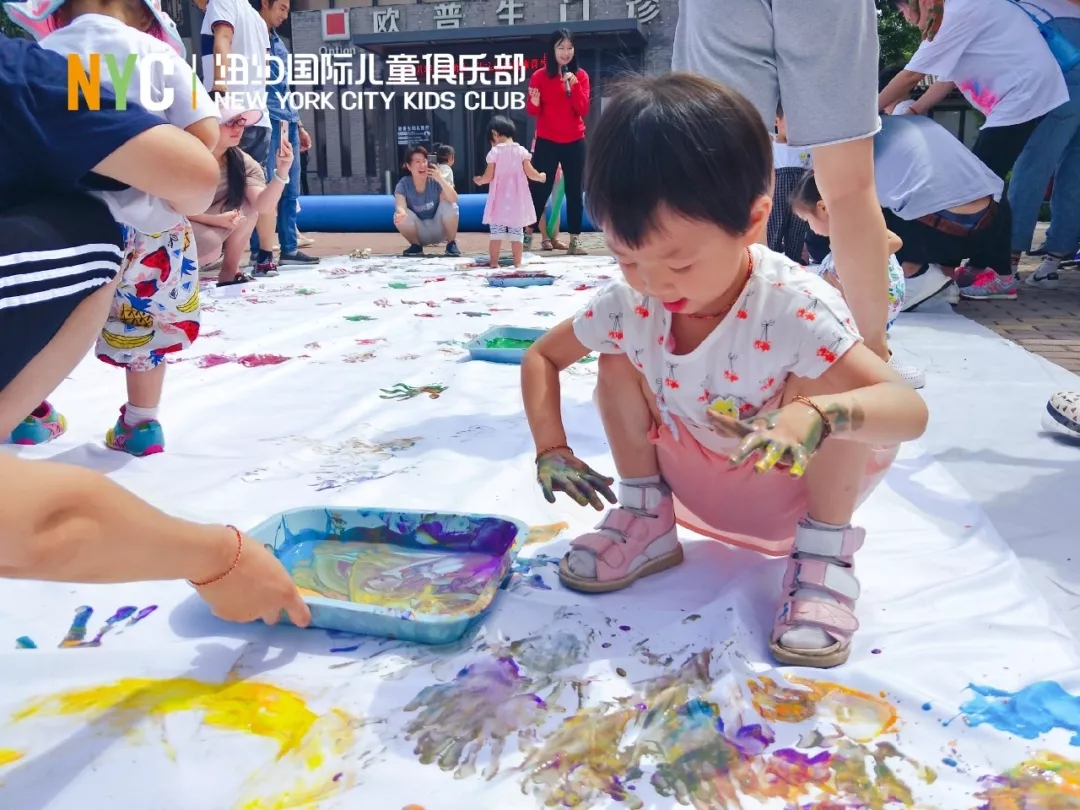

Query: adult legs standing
<box><xmin>673</xmin><ymin>0</ymin><xmax>889</xmax><ymax>360</ymax></box>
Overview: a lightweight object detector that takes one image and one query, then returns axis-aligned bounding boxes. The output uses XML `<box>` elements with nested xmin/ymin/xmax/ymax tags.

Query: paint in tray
<box><xmin>248</xmin><ymin>507</ymin><xmax>528</xmax><ymax>643</ymax></box>
<box><xmin>487</xmin><ymin>271</ymin><xmax>555</xmax><ymax>288</ymax></box>
<box><xmin>467</xmin><ymin>326</ymin><xmax>546</xmax><ymax>365</ymax></box>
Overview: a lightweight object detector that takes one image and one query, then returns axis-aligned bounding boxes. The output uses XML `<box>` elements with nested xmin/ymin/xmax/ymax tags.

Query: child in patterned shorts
<box><xmin>5</xmin><ymin>0</ymin><xmax>218</xmax><ymax>455</ymax></box>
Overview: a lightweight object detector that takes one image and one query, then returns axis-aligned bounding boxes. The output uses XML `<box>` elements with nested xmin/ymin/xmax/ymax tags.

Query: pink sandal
<box><xmin>558</xmin><ymin>481</ymin><xmax>684</xmax><ymax>593</ymax></box>
<box><xmin>769</xmin><ymin>523</ymin><xmax>865</xmax><ymax>669</ymax></box>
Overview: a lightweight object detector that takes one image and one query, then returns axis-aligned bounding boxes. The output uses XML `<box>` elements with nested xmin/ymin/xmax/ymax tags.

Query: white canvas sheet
<box><xmin>1</xmin><ymin>254</ymin><xmax>1079</xmax><ymax>810</ymax></box>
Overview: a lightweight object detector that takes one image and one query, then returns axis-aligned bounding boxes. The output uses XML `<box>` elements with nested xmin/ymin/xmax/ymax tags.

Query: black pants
<box><xmin>529</xmin><ymin>137</ymin><xmax>586</xmax><ymax>234</ymax></box>
<box><xmin>0</xmin><ymin>193</ymin><xmax>123</xmax><ymax>391</ymax></box>
<box><xmin>973</xmin><ymin>117</ymin><xmax>1044</xmax><ymax>180</ymax></box>
<box><xmin>884</xmin><ymin>198</ymin><xmax>1013</xmax><ymax>276</ymax></box>
<box><xmin>768</xmin><ymin>167</ymin><xmax>811</xmax><ymax>262</ymax></box>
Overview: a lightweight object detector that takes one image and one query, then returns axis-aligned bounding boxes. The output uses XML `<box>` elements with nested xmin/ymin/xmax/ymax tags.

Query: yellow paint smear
<box><xmin>0</xmin><ymin>749</ymin><xmax>23</xmax><ymax>767</ymax></box>
<box><xmin>10</xmin><ymin>678</ymin><xmax>361</xmax><ymax>809</ymax></box>
<box><xmin>296</xmin><ymin>587</ymin><xmax>324</xmax><ymax>599</ymax></box>
<box><xmin>748</xmin><ymin>676</ymin><xmax>899</xmax><ymax>742</ymax></box>
<box><xmin>525</xmin><ymin>522</ymin><xmax>569</xmax><ymax>546</ymax></box>
<box><xmin>12</xmin><ymin>678</ymin><xmax>317</xmax><ymax>757</ymax></box>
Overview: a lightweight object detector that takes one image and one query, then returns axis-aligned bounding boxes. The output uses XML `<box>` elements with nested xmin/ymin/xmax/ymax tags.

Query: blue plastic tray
<box><xmin>248</xmin><ymin>507</ymin><xmax>528</xmax><ymax>644</ymax></box>
<box><xmin>467</xmin><ymin>326</ymin><xmax>546</xmax><ymax>365</ymax></box>
<box><xmin>487</xmin><ymin>271</ymin><xmax>555</xmax><ymax>288</ymax></box>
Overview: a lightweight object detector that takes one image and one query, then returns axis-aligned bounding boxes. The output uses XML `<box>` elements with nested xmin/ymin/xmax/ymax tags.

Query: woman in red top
<box><xmin>525</xmin><ymin>29</ymin><xmax>591</xmax><ymax>255</ymax></box>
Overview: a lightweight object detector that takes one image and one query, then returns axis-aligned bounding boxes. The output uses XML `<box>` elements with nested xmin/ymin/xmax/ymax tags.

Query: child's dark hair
<box><xmin>790</xmin><ymin>170</ymin><xmax>822</xmax><ymax>210</ymax></box>
<box><xmin>433</xmin><ymin>143</ymin><xmax>454</xmax><ymax>164</ymax></box>
<box><xmin>544</xmin><ymin>28</ymin><xmax>578</xmax><ymax>78</ymax></box>
<box><xmin>401</xmin><ymin>144</ymin><xmax>428</xmax><ymax>172</ymax></box>
<box><xmin>585</xmin><ymin>72</ymin><xmax>772</xmax><ymax>248</ymax></box>
<box><xmin>487</xmin><ymin>115</ymin><xmax>516</xmax><ymax>140</ymax></box>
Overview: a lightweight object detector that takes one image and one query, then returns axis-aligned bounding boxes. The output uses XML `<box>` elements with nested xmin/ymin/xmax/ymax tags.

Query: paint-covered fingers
<box><xmin>729</xmin><ymin>433</ymin><xmax>770</xmax><ymax>469</ymax></box>
<box><xmin>705</xmin><ymin>410</ymin><xmax>753</xmax><ymax>439</ymax></box>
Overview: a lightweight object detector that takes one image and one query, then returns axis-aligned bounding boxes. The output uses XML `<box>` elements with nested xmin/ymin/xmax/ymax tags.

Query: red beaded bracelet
<box><xmin>190</xmin><ymin>525</ymin><xmax>243</xmax><ymax>588</ymax></box>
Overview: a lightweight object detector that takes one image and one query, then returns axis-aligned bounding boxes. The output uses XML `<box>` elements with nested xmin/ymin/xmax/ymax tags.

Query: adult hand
<box><xmin>473</xmin><ymin>175</ymin><xmax>487</xmax><ymax>186</ymax></box>
<box><xmin>915</xmin><ymin>0</ymin><xmax>944</xmax><ymax>41</ymax></box>
<box><xmin>219</xmin><ymin>209</ymin><xmax>245</xmax><ymax>228</ymax></box>
<box><xmin>274</xmin><ymin>139</ymin><xmax>294</xmax><ymax>176</ymax></box>
<box><xmin>707</xmin><ymin>401</ymin><xmax>826</xmax><ymax>478</ymax></box>
<box><xmin>298</xmin><ymin>126</ymin><xmax>311</xmax><ymax>152</ymax></box>
<box><xmin>427</xmin><ymin>165</ymin><xmax>445</xmax><ymax>186</ymax></box>
<box><xmin>528</xmin><ymin>87</ymin><xmax>541</xmax><ymax>107</ymax></box>
<box><xmin>194</xmin><ymin>533</ymin><xmax>312</xmax><ymax>626</ymax></box>
<box><xmin>536</xmin><ymin>447</ymin><xmax>617</xmax><ymax>511</ymax></box>
<box><xmin>565</xmin><ymin>72</ymin><xmax>578</xmax><ymax>88</ymax></box>
<box><xmin>393</xmin><ymin>209</ymin><xmax>408</xmax><ymax>226</ymax></box>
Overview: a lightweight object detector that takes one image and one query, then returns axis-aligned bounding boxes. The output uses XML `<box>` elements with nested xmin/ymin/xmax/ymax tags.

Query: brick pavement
<box><xmin>290</xmin><ymin>226</ymin><xmax>1080</xmax><ymax>376</ymax></box>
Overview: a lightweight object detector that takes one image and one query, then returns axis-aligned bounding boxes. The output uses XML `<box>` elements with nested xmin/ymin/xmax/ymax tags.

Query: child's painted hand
<box><xmin>706</xmin><ymin>401</ymin><xmax>826</xmax><ymax>477</ymax></box>
<box><xmin>536</xmin><ymin>447</ymin><xmax>617</xmax><ymax>511</ymax></box>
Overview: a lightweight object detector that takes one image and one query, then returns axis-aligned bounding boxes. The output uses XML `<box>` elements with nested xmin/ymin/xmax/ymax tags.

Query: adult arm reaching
<box><xmin>908</xmin><ymin>80</ymin><xmax>956</xmax><ymax>115</ymax></box>
<box><xmin>0</xmin><ymin>453</ymin><xmax>311</xmax><ymax>627</ymax></box>
<box><xmin>431</xmin><ymin>164</ymin><xmax>459</xmax><ymax>204</ymax></box>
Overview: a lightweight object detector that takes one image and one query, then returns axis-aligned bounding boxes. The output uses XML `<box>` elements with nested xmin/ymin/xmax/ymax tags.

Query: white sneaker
<box><xmin>889</xmin><ymin>354</ymin><xmax>925</xmax><ymax>389</ymax></box>
<box><xmin>901</xmin><ymin>264</ymin><xmax>953</xmax><ymax>311</ymax></box>
<box><xmin>1026</xmin><ymin>257</ymin><xmax>1062</xmax><ymax>290</ymax></box>
<box><xmin>1043</xmin><ymin>391</ymin><xmax>1080</xmax><ymax>438</ymax></box>
<box><xmin>942</xmin><ymin>282</ymin><xmax>960</xmax><ymax>305</ymax></box>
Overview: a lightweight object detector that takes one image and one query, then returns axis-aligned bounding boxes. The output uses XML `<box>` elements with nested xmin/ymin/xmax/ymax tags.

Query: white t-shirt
<box><xmin>772</xmin><ymin>141</ymin><xmax>813</xmax><ymax>170</ymax></box>
<box><xmin>906</xmin><ymin>0</ymin><xmax>1067</xmax><ymax>128</ymax></box>
<box><xmin>41</xmin><ymin>14</ymin><xmax>219</xmax><ymax>234</ymax></box>
<box><xmin>200</xmin><ymin>0</ymin><xmax>270</xmax><ymax>128</ymax></box>
<box><xmin>571</xmin><ymin>245</ymin><xmax>862</xmax><ymax>453</ymax></box>
<box><xmin>874</xmin><ymin>115</ymin><xmax>1004</xmax><ymax>219</ymax></box>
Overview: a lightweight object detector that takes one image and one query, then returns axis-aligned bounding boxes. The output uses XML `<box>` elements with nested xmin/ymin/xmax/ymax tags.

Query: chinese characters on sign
<box><xmin>560</xmin><ymin>0</ymin><xmax>590</xmax><ymax>22</ymax></box>
<box><xmin>373</xmin><ymin>7</ymin><xmax>400</xmax><ymax>33</ymax></box>
<box><xmin>496</xmin><ymin>0</ymin><xmax>524</xmax><ymax>25</ymax></box>
<box><xmin>627</xmin><ymin>0</ymin><xmax>660</xmax><ymax>23</ymax></box>
<box><xmin>220</xmin><ymin>53</ymin><xmax>528</xmax><ymax>87</ymax></box>
<box><xmin>433</xmin><ymin>2</ymin><xmax>463</xmax><ymax>28</ymax></box>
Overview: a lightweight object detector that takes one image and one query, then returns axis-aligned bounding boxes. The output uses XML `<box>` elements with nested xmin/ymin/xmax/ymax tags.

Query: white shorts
<box><xmin>490</xmin><ymin>224</ymin><xmax>525</xmax><ymax>243</ymax></box>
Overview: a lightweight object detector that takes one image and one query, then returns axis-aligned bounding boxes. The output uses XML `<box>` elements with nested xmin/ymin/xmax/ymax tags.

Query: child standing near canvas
<box><xmin>5</xmin><ymin>0</ymin><xmax>218</xmax><ymax>456</ymax></box>
<box><xmin>474</xmin><ymin>116</ymin><xmax>547</xmax><ymax>268</ymax></box>
<box><xmin>521</xmin><ymin>75</ymin><xmax>928</xmax><ymax>669</ymax></box>
<box><xmin>788</xmin><ymin>172</ymin><xmax>923</xmax><ymax>389</ymax></box>
<box><xmin>767</xmin><ymin>102</ymin><xmax>813</xmax><ymax>263</ymax></box>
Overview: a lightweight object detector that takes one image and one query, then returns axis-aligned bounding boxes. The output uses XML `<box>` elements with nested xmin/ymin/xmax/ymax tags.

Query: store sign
<box><xmin>321</xmin><ymin>9</ymin><xmax>350</xmax><ymax>42</ymax></box>
<box><xmin>397</xmin><ymin>124</ymin><xmax>431</xmax><ymax>146</ymax></box>
<box><xmin>627</xmin><ymin>0</ymin><xmax>660</xmax><ymax>23</ymax></box>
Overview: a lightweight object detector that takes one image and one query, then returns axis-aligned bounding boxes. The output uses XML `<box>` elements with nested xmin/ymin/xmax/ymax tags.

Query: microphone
<box><xmin>561</xmin><ymin>64</ymin><xmax>572</xmax><ymax>97</ymax></box>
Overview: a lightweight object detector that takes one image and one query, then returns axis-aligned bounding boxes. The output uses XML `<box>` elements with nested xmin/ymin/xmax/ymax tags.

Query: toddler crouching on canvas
<box><xmin>520</xmin><ymin>74</ymin><xmax>928</xmax><ymax>669</ymax></box>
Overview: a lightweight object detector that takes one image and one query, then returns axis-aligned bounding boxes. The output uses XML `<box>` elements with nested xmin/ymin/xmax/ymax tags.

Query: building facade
<box><xmin>178</xmin><ymin>0</ymin><xmax>679</xmax><ymax>194</ymax></box>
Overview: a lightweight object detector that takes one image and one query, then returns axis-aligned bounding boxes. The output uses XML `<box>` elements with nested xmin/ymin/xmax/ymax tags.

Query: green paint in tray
<box><xmin>484</xmin><ymin>337</ymin><xmax>536</xmax><ymax>350</ymax></box>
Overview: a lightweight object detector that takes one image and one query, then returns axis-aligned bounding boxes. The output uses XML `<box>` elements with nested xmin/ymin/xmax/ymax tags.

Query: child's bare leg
<box><xmin>126</xmin><ymin>364</ymin><xmax>166</xmax><ymax>411</ymax></box>
<box><xmin>511</xmin><ymin>238</ymin><xmax>524</xmax><ymax>267</ymax></box>
<box><xmin>489</xmin><ymin>239</ymin><xmax>500</xmax><ymax>268</ymax></box>
<box><xmin>560</xmin><ymin>353</ymin><xmax>681</xmax><ymax>591</ymax></box>
<box><xmin>812</xmin><ymin>139</ymin><xmax>889</xmax><ymax>361</ymax></box>
<box><xmin>595</xmin><ymin>352</ymin><xmax>662</xmax><ymax>479</ymax></box>
<box><xmin>769</xmin><ymin>375</ymin><xmax>876</xmax><ymax>668</ymax></box>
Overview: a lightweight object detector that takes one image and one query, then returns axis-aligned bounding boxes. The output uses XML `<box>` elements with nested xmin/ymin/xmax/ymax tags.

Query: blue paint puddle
<box><xmin>961</xmin><ymin>681</ymin><xmax>1080</xmax><ymax>744</ymax></box>
<box><xmin>922</xmin><ymin>702</ymin><xmax>932</xmax><ymax>711</ymax></box>
<box><xmin>15</xmin><ymin>636</ymin><xmax>36</xmax><ymax>649</ymax></box>
<box><xmin>942</xmin><ymin>757</ymin><xmax>957</xmax><ymax>767</ymax></box>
